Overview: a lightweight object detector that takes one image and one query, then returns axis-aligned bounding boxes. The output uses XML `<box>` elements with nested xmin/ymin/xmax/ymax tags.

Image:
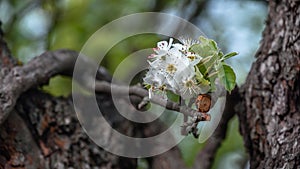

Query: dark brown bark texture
<box><xmin>0</xmin><ymin>90</ymin><xmax>136</xmax><ymax>169</ymax></box>
<box><xmin>238</xmin><ymin>0</ymin><xmax>300</xmax><ymax>169</ymax></box>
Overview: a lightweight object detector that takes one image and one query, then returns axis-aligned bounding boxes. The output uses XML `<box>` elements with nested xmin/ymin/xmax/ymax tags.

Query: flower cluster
<box><xmin>144</xmin><ymin>38</ymin><xmax>209</xmax><ymax>99</ymax></box>
<box><xmin>144</xmin><ymin>36</ymin><xmax>238</xmax><ymax>100</ymax></box>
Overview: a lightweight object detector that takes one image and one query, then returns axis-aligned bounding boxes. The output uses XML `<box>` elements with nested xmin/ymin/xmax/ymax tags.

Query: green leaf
<box><xmin>221</xmin><ymin>52</ymin><xmax>238</xmax><ymax>61</ymax></box>
<box><xmin>166</xmin><ymin>90</ymin><xmax>180</xmax><ymax>102</ymax></box>
<box><xmin>218</xmin><ymin>51</ymin><xmax>224</xmax><ymax>58</ymax></box>
<box><xmin>144</xmin><ymin>84</ymin><xmax>151</xmax><ymax>89</ymax></box>
<box><xmin>218</xmin><ymin>64</ymin><xmax>236</xmax><ymax>92</ymax></box>
<box><xmin>195</xmin><ymin>67</ymin><xmax>210</xmax><ymax>86</ymax></box>
<box><xmin>207</xmin><ymin>70</ymin><xmax>218</xmax><ymax>92</ymax></box>
<box><xmin>195</xmin><ymin>67</ymin><xmax>211</xmax><ymax>93</ymax></box>
<box><xmin>189</xmin><ymin>36</ymin><xmax>219</xmax><ymax>57</ymax></box>
<box><xmin>208</xmin><ymin>38</ymin><xmax>218</xmax><ymax>50</ymax></box>
<box><xmin>196</xmin><ymin>53</ymin><xmax>219</xmax><ymax>77</ymax></box>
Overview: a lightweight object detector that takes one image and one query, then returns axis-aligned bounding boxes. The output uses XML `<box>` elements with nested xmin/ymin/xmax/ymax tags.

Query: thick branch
<box><xmin>0</xmin><ymin>49</ymin><xmax>78</xmax><ymax>124</ymax></box>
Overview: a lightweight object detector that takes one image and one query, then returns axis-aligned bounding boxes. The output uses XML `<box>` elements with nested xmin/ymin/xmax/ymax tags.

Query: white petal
<box><xmin>172</xmin><ymin>43</ymin><xmax>186</xmax><ymax>51</ymax></box>
<box><xmin>167</xmin><ymin>38</ymin><xmax>174</xmax><ymax>49</ymax></box>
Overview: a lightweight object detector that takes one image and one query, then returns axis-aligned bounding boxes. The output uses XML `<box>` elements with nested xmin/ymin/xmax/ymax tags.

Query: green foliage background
<box><xmin>0</xmin><ymin>0</ymin><xmax>267</xmax><ymax>168</ymax></box>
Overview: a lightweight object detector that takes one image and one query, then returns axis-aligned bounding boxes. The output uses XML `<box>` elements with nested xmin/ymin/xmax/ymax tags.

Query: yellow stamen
<box><xmin>166</xmin><ymin>64</ymin><xmax>177</xmax><ymax>73</ymax></box>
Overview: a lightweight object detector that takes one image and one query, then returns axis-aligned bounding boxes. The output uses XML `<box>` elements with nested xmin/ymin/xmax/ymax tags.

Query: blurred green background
<box><xmin>0</xmin><ymin>0</ymin><xmax>267</xmax><ymax>168</ymax></box>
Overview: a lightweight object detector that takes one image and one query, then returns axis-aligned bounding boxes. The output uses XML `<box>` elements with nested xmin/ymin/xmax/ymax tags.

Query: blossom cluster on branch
<box><xmin>143</xmin><ymin>36</ymin><xmax>238</xmax><ymax>100</ymax></box>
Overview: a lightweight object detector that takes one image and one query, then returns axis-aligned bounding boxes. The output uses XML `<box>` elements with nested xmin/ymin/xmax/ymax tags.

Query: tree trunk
<box><xmin>238</xmin><ymin>0</ymin><xmax>300</xmax><ymax>168</ymax></box>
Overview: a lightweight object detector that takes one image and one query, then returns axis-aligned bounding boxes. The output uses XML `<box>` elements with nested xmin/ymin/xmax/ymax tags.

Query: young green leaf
<box><xmin>219</xmin><ymin>64</ymin><xmax>236</xmax><ymax>92</ymax></box>
<box><xmin>218</xmin><ymin>51</ymin><xmax>224</xmax><ymax>58</ymax></box>
<box><xmin>221</xmin><ymin>52</ymin><xmax>238</xmax><ymax>61</ymax></box>
<box><xmin>189</xmin><ymin>36</ymin><xmax>219</xmax><ymax>57</ymax></box>
<box><xmin>195</xmin><ymin>67</ymin><xmax>210</xmax><ymax>85</ymax></box>
<box><xmin>166</xmin><ymin>90</ymin><xmax>180</xmax><ymax>102</ymax></box>
<box><xmin>196</xmin><ymin>53</ymin><xmax>219</xmax><ymax>77</ymax></box>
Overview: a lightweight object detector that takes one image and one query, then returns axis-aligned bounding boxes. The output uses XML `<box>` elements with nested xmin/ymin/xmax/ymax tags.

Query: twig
<box><xmin>180</xmin><ymin>97</ymin><xmax>189</xmax><ymax>136</ymax></box>
<box><xmin>95</xmin><ymin>81</ymin><xmax>205</xmax><ymax>118</ymax></box>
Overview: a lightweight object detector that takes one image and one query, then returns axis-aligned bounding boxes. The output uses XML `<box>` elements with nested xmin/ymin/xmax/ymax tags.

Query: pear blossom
<box><xmin>172</xmin><ymin>65</ymin><xmax>200</xmax><ymax>99</ymax></box>
<box><xmin>186</xmin><ymin>52</ymin><xmax>202</xmax><ymax>66</ymax></box>
<box><xmin>143</xmin><ymin>68</ymin><xmax>167</xmax><ymax>99</ymax></box>
<box><xmin>180</xmin><ymin>78</ymin><xmax>201</xmax><ymax>99</ymax></box>
<box><xmin>149</xmin><ymin>38</ymin><xmax>174</xmax><ymax>59</ymax></box>
<box><xmin>144</xmin><ymin>37</ymin><xmax>206</xmax><ymax>100</ymax></box>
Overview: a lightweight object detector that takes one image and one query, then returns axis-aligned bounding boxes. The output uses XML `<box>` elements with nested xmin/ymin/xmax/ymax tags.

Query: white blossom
<box><xmin>144</xmin><ymin>37</ymin><xmax>206</xmax><ymax>99</ymax></box>
<box><xmin>149</xmin><ymin>38</ymin><xmax>174</xmax><ymax>59</ymax></box>
<box><xmin>143</xmin><ymin>68</ymin><xmax>167</xmax><ymax>99</ymax></box>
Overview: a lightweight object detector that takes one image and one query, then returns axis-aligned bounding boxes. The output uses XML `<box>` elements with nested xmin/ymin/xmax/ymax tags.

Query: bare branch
<box><xmin>95</xmin><ymin>81</ymin><xmax>206</xmax><ymax>118</ymax></box>
<box><xmin>0</xmin><ymin>49</ymin><xmax>78</xmax><ymax>124</ymax></box>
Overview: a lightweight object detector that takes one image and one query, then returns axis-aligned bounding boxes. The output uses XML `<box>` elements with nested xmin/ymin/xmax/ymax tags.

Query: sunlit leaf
<box><xmin>222</xmin><ymin>52</ymin><xmax>238</xmax><ymax>61</ymax></box>
<box><xmin>218</xmin><ymin>64</ymin><xmax>236</xmax><ymax>92</ymax></box>
<box><xmin>196</xmin><ymin>53</ymin><xmax>219</xmax><ymax>77</ymax></box>
<box><xmin>166</xmin><ymin>90</ymin><xmax>180</xmax><ymax>102</ymax></box>
<box><xmin>195</xmin><ymin>66</ymin><xmax>210</xmax><ymax>86</ymax></box>
<box><xmin>190</xmin><ymin>36</ymin><xmax>219</xmax><ymax>57</ymax></box>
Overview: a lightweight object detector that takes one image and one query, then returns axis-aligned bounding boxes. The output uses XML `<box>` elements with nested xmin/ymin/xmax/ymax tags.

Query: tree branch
<box><xmin>95</xmin><ymin>81</ymin><xmax>205</xmax><ymax>118</ymax></box>
<box><xmin>0</xmin><ymin>49</ymin><xmax>78</xmax><ymax>124</ymax></box>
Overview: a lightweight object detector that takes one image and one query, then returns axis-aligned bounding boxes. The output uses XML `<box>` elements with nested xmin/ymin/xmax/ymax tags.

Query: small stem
<box><xmin>180</xmin><ymin>96</ymin><xmax>189</xmax><ymax>136</ymax></box>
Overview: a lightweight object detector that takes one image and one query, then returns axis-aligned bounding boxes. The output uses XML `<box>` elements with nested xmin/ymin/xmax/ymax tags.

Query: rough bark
<box><xmin>0</xmin><ymin>49</ymin><xmax>78</xmax><ymax>124</ymax></box>
<box><xmin>238</xmin><ymin>0</ymin><xmax>300</xmax><ymax>169</ymax></box>
<box><xmin>0</xmin><ymin>89</ymin><xmax>137</xmax><ymax>169</ymax></box>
